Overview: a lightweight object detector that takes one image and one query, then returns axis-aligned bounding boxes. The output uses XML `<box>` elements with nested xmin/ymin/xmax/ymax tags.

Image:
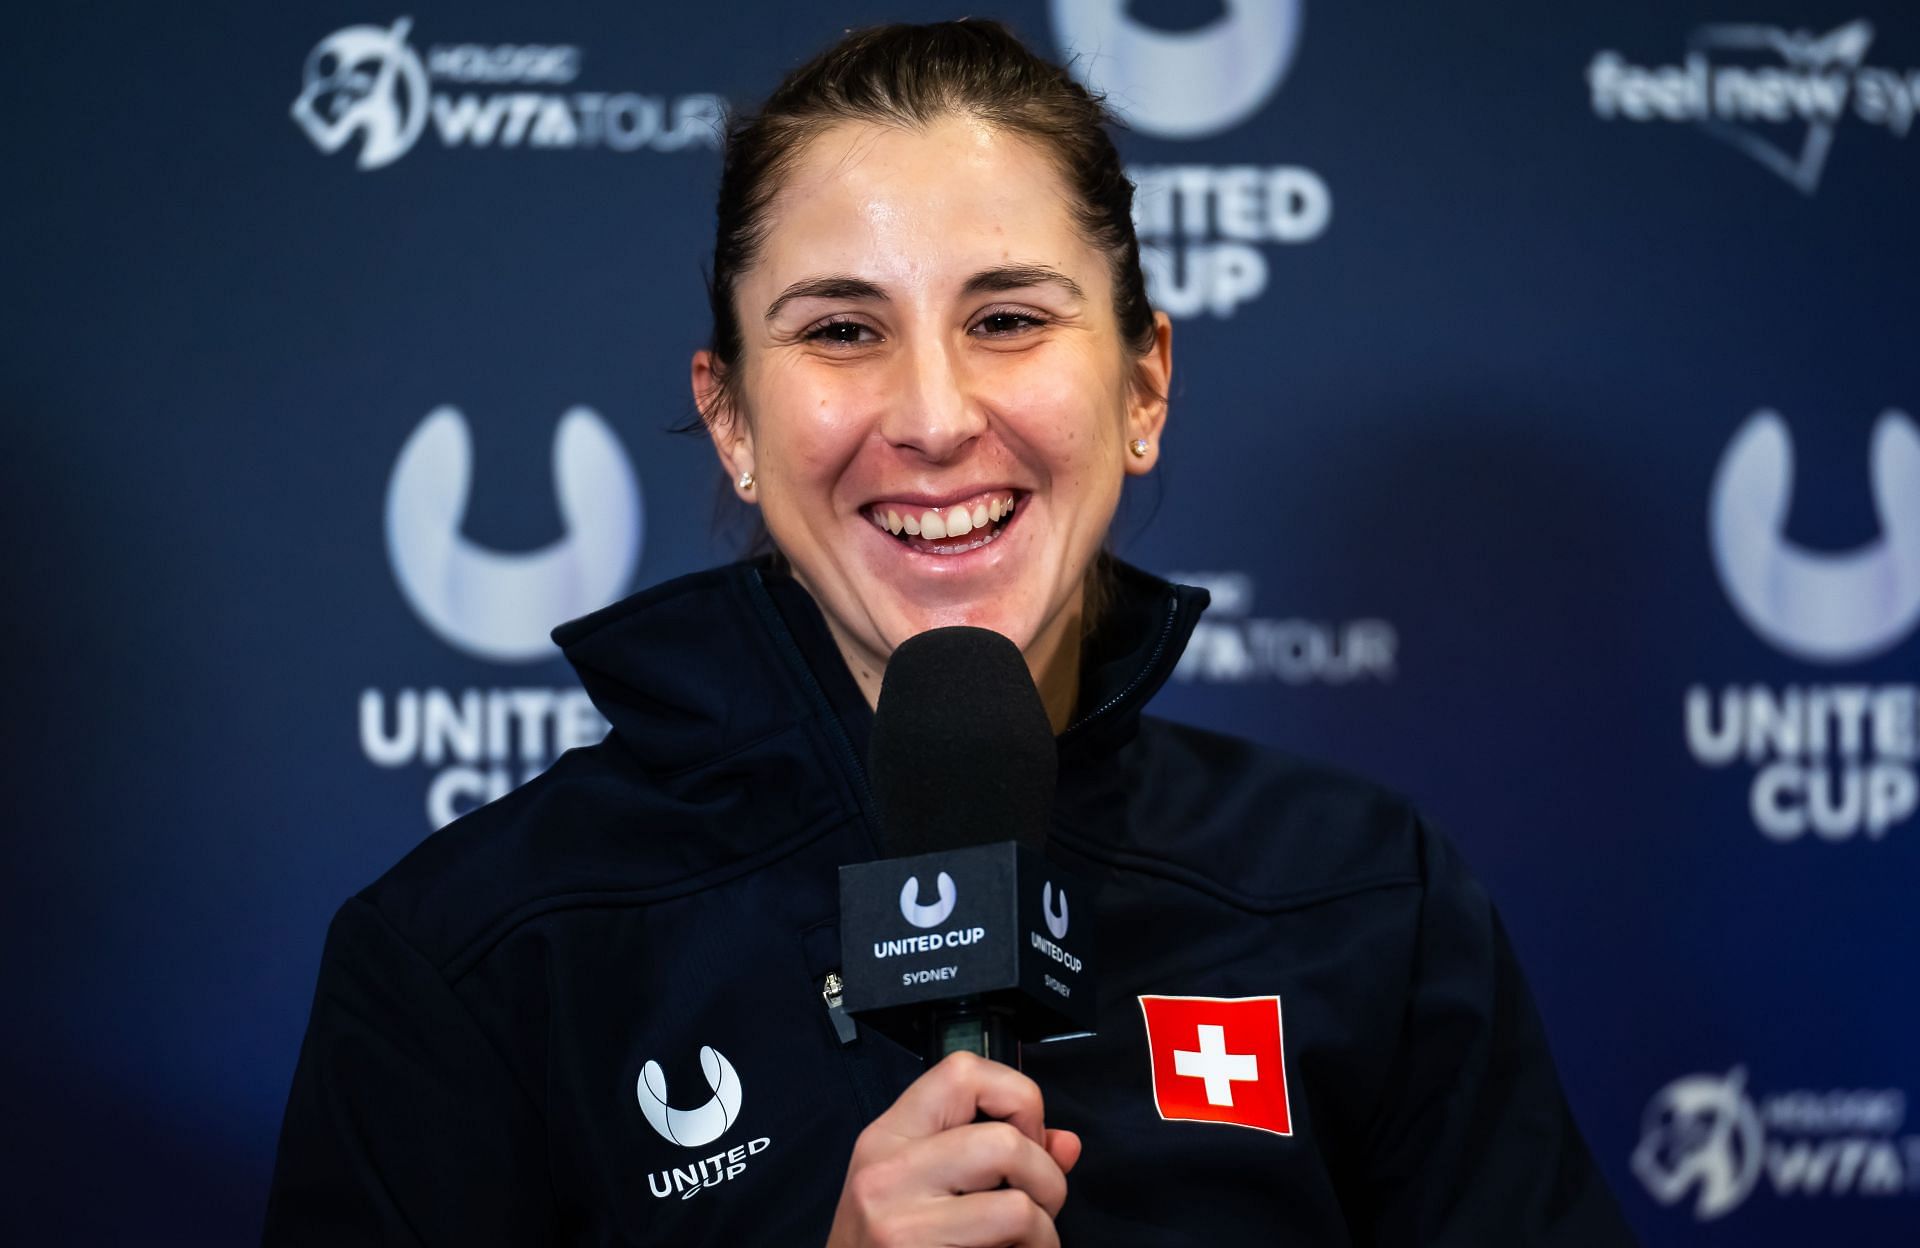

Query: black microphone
<box><xmin>838</xmin><ymin>627</ymin><xmax>1096</xmax><ymax>1067</ymax></box>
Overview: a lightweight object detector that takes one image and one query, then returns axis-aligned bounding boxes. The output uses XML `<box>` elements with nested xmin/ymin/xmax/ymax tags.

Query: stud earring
<box><xmin>738</xmin><ymin>470</ymin><xmax>755</xmax><ymax>490</ymax></box>
<box><xmin>1129</xmin><ymin>439</ymin><xmax>1150</xmax><ymax>458</ymax></box>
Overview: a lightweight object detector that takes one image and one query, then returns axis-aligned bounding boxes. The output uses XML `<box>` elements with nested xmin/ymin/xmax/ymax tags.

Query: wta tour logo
<box><xmin>1633</xmin><ymin>1068</ymin><xmax>1920</xmax><ymax>1220</ymax></box>
<box><xmin>1171</xmin><ymin>571</ymin><xmax>1396</xmax><ymax>686</ymax></box>
<box><xmin>1686</xmin><ymin>411</ymin><xmax>1920</xmax><ymax>842</ymax></box>
<box><xmin>361</xmin><ymin>405</ymin><xmax>643</xmax><ymax>827</ymax></box>
<box><xmin>1048</xmin><ymin>1</ymin><xmax>1328</xmax><ymax>318</ymax></box>
<box><xmin>291</xmin><ymin>16</ymin><xmax>723</xmax><ymax>170</ymax></box>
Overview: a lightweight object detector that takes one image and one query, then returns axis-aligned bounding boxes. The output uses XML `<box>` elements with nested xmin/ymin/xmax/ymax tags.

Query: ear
<box><xmin>692</xmin><ymin>349</ymin><xmax>757</xmax><ymax>503</ymax></box>
<box><xmin>1122</xmin><ymin>311</ymin><xmax>1173</xmax><ymax>476</ymax></box>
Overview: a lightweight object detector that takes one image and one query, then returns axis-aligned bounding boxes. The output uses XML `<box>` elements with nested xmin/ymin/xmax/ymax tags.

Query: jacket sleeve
<box><xmin>1355</xmin><ymin>823</ymin><xmax>1638</xmax><ymax>1246</ymax></box>
<box><xmin>261</xmin><ymin>897</ymin><xmax>553</xmax><ymax>1246</ymax></box>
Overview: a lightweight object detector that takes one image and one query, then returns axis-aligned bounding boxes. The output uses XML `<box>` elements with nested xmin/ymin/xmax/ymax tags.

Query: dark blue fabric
<box><xmin>263</xmin><ymin>560</ymin><xmax>1630</xmax><ymax>1244</ymax></box>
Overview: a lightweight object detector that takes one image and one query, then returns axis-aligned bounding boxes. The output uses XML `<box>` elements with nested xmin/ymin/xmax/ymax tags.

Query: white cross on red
<box><xmin>1173</xmin><ymin>1023</ymin><xmax>1260</xmax><ymax>1106</ymax></box>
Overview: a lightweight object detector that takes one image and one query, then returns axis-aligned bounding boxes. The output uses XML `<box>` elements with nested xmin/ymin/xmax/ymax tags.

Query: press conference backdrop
<box><xmin>6</xmin><ymin>2</ymin><xmax>1917</xmax><ymax>1242</ymax></box>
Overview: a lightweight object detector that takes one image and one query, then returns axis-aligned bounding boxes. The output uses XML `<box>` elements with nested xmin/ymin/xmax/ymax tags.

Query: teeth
<box><xmin>870</xmin><ymin>495</ymin><xmax>1017</xmax><ymax>543</ymax></box>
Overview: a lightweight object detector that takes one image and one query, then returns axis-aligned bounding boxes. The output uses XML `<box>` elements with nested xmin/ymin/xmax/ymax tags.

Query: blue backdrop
<box><xmin>8</xmin><ymin>2</ymin><xmax>1919</xmax><ymax>1242</ymax></box>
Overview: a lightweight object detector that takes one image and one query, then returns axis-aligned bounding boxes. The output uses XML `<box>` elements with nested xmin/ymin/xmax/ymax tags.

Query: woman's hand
<box><xmin>826</xmin><ymin>1050</ymin><xmax>1082</xmax><ymax>1248</ymax></box>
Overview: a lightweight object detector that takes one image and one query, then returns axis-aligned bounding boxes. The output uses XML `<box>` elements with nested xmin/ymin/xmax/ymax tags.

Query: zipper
<box><xmin>821</xmin><ymin>971</ymin><xmax>858</xmax><ymax>1046</ymax></box>
<box><xmin>1059</xmin><ymin>594</ymin><xmax>1181</xmax><ymax>742</ymax></box>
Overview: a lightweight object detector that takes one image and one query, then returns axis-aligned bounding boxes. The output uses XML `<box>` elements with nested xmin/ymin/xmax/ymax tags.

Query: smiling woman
<box><xmin>263</xmin><ymin>20</ymin><xmax>1632</xmax><ymax>1248</ymax></box>
<box><xmin>693</xmin><ymin>109</ymin><xmax>1169</xmax><ymax>730</ymax></box>
<box><xmin>689</xmin><ymin>26</ymin><xmax>1170</xmax><ymax>731</ymax></box>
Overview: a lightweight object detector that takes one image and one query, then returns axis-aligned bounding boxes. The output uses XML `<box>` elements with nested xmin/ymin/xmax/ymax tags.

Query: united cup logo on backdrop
<box><xmin>1709</xmin><ymin>410</ymin><xmax>1920</xmax><ymax>663</ymax></box>
<box><xmin>1048</xmin><ymin>0</ymin><xmax>1302</xmax><ymax>139</ymax></box>
<box><xmin>1685</xmin><ymin>410</ymin><xmax>1920</xmax><ymax>843</ymax></box>
<box><xmin>385</xmin><ymin>406</ymin><xmax>643</xmax><ymax>663</ymax></box>
<box><xmin>292</xmin><ymin>16</ymin><xmax>724</xmax><ymax>170</ymax></box>
<box><xmin>1048</xmin><ymin>1</ymin><xmax>1328</xmax><ymax>319</ymax></box>
<box><xmin>360</xmin><ymin>405</ymin><xmax>643</xmax><ymax>827</ymax></box>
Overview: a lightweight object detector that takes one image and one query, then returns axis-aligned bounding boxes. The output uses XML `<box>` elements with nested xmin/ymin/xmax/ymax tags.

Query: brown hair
<box><xmin>699</xmin><ymin>18</ymin><xmax>1157</xmax><ymax>424</ymax></box>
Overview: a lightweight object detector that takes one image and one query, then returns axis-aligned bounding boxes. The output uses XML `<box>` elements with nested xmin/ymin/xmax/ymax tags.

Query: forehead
<box><xmin>750</xmin><ymin>116</ymin><xmax>1101</xmax><ymax>292</ymax></box>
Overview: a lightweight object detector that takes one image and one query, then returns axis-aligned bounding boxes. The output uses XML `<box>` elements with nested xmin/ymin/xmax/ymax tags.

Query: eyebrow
<box><xmin>962</xmin><ymin>264</ymin><xmax>1086</xmax><ymax>302</ymax></box>
<box><xmin>763</xmin><ymin>264</ymin><xmax>1086</xmax><ymax>322</ymax></box>
<box><xmin>763</xmin><ymin>275</ymin><xmax>884</xmax><ymax>322</ymax></box>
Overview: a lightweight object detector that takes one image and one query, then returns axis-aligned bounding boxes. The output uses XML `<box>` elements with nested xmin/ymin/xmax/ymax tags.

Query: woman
<box><xmin>265</xmin><ymin>21</ymin><xmax>1632</xmax><ymax>1246</ymax></box>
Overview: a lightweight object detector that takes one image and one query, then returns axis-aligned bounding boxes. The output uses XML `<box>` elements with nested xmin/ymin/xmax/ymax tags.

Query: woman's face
<box><xmin>695</xmin><ymin>116</ymin><xmax>1170</xmax><ymax>697</ymax></box>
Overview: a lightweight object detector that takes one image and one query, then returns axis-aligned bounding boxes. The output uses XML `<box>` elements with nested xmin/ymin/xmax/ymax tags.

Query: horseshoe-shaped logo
<box><xmin>636</xmin><ymin>1045</ymin><xmax>742</xmax><ymax>1149</ymax></box>
<box><xmin>385</xmin><ymin>405</ymin><xmax>644</xmax><ymax>663</ymax></box>
<box><xmin>1049</xmin><ymin>0</ymin><xmax>1304</xmax><ymax>139</ymax></box>
<box><xmin>1709</xmin><ymin>409</ymin><xmax>1920</xmax><ymax>663</ymax></box>
<box><xmin>899</xmin><ymin>872</ymin><xmax>957</xmax><ymax>929</ymax></box>
<box><xmin>1042</xmin><ymin>882</ymin><xmax>1070</xmax><ymax>941</ymax></box>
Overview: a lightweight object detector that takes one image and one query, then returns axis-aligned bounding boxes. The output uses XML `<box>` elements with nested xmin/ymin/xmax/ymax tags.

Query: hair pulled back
<box><xmin>702</xmin><ymin>19</ymin><xmax>1156</xmax><ymax>417</ymax></box>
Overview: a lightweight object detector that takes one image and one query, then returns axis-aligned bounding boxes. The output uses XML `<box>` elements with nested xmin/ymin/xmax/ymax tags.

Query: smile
<box><xmin>862</xmin><ymin>491</ymin><xmax>1021</xmax><ymax>556</ymax></box>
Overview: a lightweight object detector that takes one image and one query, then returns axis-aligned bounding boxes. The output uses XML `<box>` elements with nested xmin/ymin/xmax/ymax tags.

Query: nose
<box><xmin>878</xmin><ymin>335</ymin><xmax>986</xmax><ymax>462</ymax></box>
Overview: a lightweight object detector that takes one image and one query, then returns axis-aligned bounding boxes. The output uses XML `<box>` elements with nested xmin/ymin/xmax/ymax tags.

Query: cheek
<box><xmin>753</xmin><ymin>368</ymin><xmax>875</xmax><ymax>483</ymax></box>
<box><xmin>989</xmin><ymin>362</ymin><xmax>1126</xmax><ymax>476</ymax></box>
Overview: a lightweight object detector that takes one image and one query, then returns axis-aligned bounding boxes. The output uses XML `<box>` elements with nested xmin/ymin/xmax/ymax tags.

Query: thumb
<box><xmin>1044</xmin><ymin>1128</ymin><xmax>1082</xmax><ymax>1175</ymax></box>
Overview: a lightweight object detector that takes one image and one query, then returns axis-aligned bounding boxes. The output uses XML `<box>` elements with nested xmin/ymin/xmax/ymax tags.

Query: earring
<box><xmin>1129</xmin><ymin>439</ymin><xmax>1150</xmax><ymax>458</ymax></box>
<box><xmin>737</xmin><ymin>470</ymin><xmax>755</xmax><ymax>490</ymax></box>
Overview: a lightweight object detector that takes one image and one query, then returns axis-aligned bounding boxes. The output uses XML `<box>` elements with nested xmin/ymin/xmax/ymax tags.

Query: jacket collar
<box><xmin>554</xmin><ymin>557</ymin><xmax>1210</xmax><ymax>788</ymax></box>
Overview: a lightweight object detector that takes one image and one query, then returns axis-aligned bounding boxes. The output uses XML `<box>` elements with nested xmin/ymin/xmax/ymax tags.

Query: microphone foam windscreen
<box><xmin>869</xmin><ymin>626</ymin><xmax>1057</xmax><ymax>857</ymax></box>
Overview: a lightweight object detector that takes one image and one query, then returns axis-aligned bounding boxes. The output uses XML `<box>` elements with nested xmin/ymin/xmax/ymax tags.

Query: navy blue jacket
<box><xmin>264</xmin><ymin>560</ymin><xmax>1633</xmax><ymax>1245</ymax></box>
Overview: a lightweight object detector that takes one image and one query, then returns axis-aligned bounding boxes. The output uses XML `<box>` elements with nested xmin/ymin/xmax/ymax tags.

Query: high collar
<box><xmin>553</xmin><ymin>558</ymin><xmax>1210</xmax><ymax>789</ymax></box>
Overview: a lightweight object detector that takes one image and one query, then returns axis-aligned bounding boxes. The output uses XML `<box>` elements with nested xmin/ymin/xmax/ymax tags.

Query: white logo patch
<box><xmin>636</xmin><ymin>1045</ymin><xmax>742</xmax><ymax>1149</ymax></box>
<box><xmin>1709</xmin><ymin>409</ymin><xmax>1920</xmax><ymax>663</ymax></box>
<box><xmin>1049</xmin><ymin>0</ymin><xmax>1303</xmax><ymax>139</ymax></box>
<box><xmin>899</xmin><ymin>871</ymin><xmax>957</xmax><ymax>929</ymax></box>
<box><xmin>1042</xmin><ymin>881</ymin><xmax>1069</xmax><ymax>940</ymax></box>
<box><xmin>384</xmin><ymin>405</ymin><xmax>643</xmax><ymax>663</ymax></box>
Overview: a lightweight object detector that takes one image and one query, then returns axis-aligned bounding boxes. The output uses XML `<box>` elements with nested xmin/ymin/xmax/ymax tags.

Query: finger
<box><xmin>938</xmin><ymin>1188</ymin><xmax>1060</xmax><ymax>1248</ymax></box>
<box><xmin>914</xmin><ymin>1121</ymin><xmax>1069</xmax><ymax>1218</ymax></box>
<box><xmin>879</xmin><ymin>1050</ymin><xmax>1048</xmax><ymax>1145</ymax></box>
<box><xmin>1043</xmin><ymin>1128</ymin><xmax>1081</xmax><ymax>1177</ymax></box>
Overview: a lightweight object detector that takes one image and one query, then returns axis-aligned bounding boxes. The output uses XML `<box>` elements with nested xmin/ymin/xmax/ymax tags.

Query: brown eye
<box><xmin>975</xmin><ymin>312</ymin><xmax>1046</xmax><ymax>336</ymax></box>
<box><xmin>804</xmin><ymin>319</ymin><xmax>876</xmax><ymax>345</ymax></box>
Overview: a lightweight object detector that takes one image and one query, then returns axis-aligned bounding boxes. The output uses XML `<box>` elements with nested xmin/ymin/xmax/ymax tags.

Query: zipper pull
<box><xmin>821</xmin><ymin>971</ymin><xmax>858</xmax><ymax>1046</ymax></box>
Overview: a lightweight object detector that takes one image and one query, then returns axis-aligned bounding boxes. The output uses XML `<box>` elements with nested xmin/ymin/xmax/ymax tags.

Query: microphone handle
<box><xmin>927</xmin><ymin>995</ymin><xmax>1021</xmax><ymax>1069</ymax></box>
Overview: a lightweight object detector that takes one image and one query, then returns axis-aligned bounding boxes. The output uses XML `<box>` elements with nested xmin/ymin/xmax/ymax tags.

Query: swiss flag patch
<box><xmin>1138</xmin><ymin>994</ymin><xmax>1292</xmax><ymax>1136</ymax></box>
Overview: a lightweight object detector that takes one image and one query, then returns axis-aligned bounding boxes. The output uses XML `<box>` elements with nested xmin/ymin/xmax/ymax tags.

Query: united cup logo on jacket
<box><xmin>1138</xmin><ymin>994</ymin><xmax>1292</xmax><ymax>1136</ymax></box>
